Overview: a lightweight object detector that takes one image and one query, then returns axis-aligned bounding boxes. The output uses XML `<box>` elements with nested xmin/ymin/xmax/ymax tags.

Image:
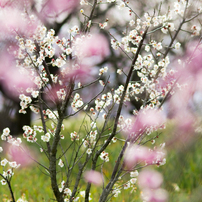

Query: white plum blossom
<box><xmin>1</xmin><ymin>179</ymin><xmax>6</xmax><ymax>185</ymax></box>
<box><xmin>90</xmin><ymin>122</ymin><xmax>96</xmax><ymax>129</ymax></box>
<box><xmin>80</xmin><ymin>0</ymin><xmax>88</xmax><ymax>5</ymax></box>
<box><xmin>64</xmin><ymin>188</ymin><xmax>72</xmax><ymax>196</ymax></box>
<box><xmin>1</xmin><ymin>158</ymin><xmax>8</xmax><ymax>167</ymax></box>
<box><xmin>117</xmin><ymin>69</ymin><xmax>123</xmax><ymax>75</ymax></box>
<box><xmin>123</xmin><ymin>181</ymin><xmax>130</xmax><ymax>189</ymax></box>
<box><xmin>130</xmin><ymin>178</ymin><xmax>137</xmax><ymax>184</ymax></box>
<box><xmin>99</xmin><ymin>66</ymin><xmax>108</xmax><ymax>75</ymax></box>
<box><xmin>46</xmin><ymin>109</ymin><xmax>58</xmax><ymax>119</ymax></box>
<box><xmin>66</xmin><ymin>48</ymin><xmax>72</xmax><ymax>55</ymax></box>
<box><xmin>100</xmin><ymin>151</ymin><xmax>109</xmax><ymax>162</ymax></box>
<box><xmin>71</xmin><ymin>93</ymin><xmax>84</xmax><ymax>112</ymax></box>
<box><xmin>6</xmin><ymin>169</ymin><xmax>13</xmax><ymax>178</ymax></box>
<box><xmin>175</xmin><ymin>42</ymin><xmax>181</xmax><ymax>50</ymax></box>
<box><xmin>1</xmin><ymin>128</ymin><xmax>11</xmax><ymax>140</ymax></box>
<box><xmin>19</xmin><ymin>95</ymin><xmax>32</xmax><ymax>113</ymax></box>
<box><xmin>9</xmin><ymin>161</ymin><xmax>18</xmax><ymax>168</ymax></box>
<box><xmin>58</xmin><ymin>159</ymin><xmax>64</xmax><ymax>168</ymax></box>
<box><xmin>41</xmin><ymin>133</ymin><xmax>51</xmax><ymax>142</ymax></box>
<box><xmin>112</xmin><ymin>188</ymin><xmax>121</xmax><ymax>197</ymax></box>
<box><xmin>118</xmin><ymin>2</ymin><xmax>125</xmax><ymax>10</ymax></box>
<box><xmin>70</xmin><ymin>131</ymin><xmax>79</xmax><ymax>141</ymax></box>
<box><xmin>30</xmin><ymin>106</ymin><xmax>39</xmax><ymax>114</ymax></box>
<box><xmin>130</xmin><ymin>170</ymin><xmax>139</xmax><ymax>177</ymax></box>
<box><xmin>145</xmin><ymin>45</ymin><xmax>150</xmax><ymax>52</ymax></box>
<box><xmin>86</xmin><ymin>148</ymin><xmax>92</xmax><ymax>155</ymax></box>
<box><xmin>3</xmin><ymin>127</ymin><xmax>10</xmax><ymax>135</ymax></box>
<box><xmin>129</xmin><ymin>19</ymin><xmax>135</xmax><ymax>26</ymax></box>
<box><xmin>99</xmin><ymin>22</ymin><xmax>108</xmax><ymax>29</ymax></box>
<box><xmin>31</xmin><ymin>91</ymin><xmax>39</xmax><ymax>98</ymax></box>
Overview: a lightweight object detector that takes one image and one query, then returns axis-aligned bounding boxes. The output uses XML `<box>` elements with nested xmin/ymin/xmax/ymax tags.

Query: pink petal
<box><xmin>41</xmin><ymin>0</ymin><xmax>80</xmax><ymax>17</ymax></box>
<box><xmin>74</xmin><ymin>34</ymin><xmax>110</xmax><ymax>67</ymax></box>
<box><xmin>124</xmin><ymin>145</ymin><xmax>162</xmax><ymax>169</ymax></box>
<box><xmin>6</xmin><ymin>144</ymin><xmax>34</xmax><ymax>167</ymax></box>
<box><xmin>131</xmin><ymin>109</ymin><xmax>166</xmax><ymax>137</ymax></box>
<box><xmin>138</xmin><ymin>169</ymin><xmax>163</xmax><ymax>189</ymax></box>
<box><xmin>84</xmin><ymin>170</ymin><xmax>103</xmax><ymax>186</ymax></box>
<box><xmin>141</xmin><ymin>188</ymin><xmax>168</xmax><ymax>202</ymax></box>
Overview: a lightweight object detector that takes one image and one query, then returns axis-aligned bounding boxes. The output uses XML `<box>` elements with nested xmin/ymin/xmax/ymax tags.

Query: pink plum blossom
<box><xmin>73</xmin><ymin>34</ymin><xmax>110</xmax><ymax>66</ymax></box>
<box><xmin>138</xmin><ymin>169</ymin><xmax>163</xmax><ymax>189</ymax></box>
<box><xmin>84</xmin><ymin>170</ymin><xmax>103</xmax><ymax>186</ymax></box>
<box><xmin>182</xmin><ymin>42</ymin><xmax>202</xmax><ymax>75</ymax></box>
<box><xmin>165</xmin><ymin>42</ymin><xmax>202</xmax><ymax>147</ymax></box>
<box><xmin>0</xmin><ymin>7</ymin><xmax>38</xmax><ymax>38</ymax></box>
<box><xmin>41</xmin><ymin>0</ymin><xmax>80</xmax><ymax>17</ymax></box>
<box><xmin>170</xmin><ymin>42</ymin><xmax>202</xmax><ymax>98</ymax></box>
<box><xmin>0</xmin><ymin>0</ymin><xmax>33</xmax><ymax>9</ymax></box>
<box><xmin>141</xmin><ymin>188</ymin><xmax>168</xmax><ymax>202</ymax></box>
<box><xmin>3</xmin><ymin>69</ymin><xmax>35</xmax><ymax>98</ymax></box>
<box><xmin>124</xmin><ymin>145</ymin><xmax>150</xmax><ymax>169</ymax></box>
<box><xmin>60</xmin><ymin>62</ymin><xmax>94</xmax><ymax>83</ymax></box>
<box><xmin>124</xmin><ymin>145</ymin><xmax>165</xmax><ymax>169</ymax></box>
<box><xmin>156</xmin><ymin>69</ymin><xmax>177</xmax><ymax>94</ymax></box>
<box><xmin>130</xmin><ymin>109</ymin><xmax>166</xmax><ymax>137</ymax></box>
<box><xmin>0</xmin><ymin>53</ymin><xmax>35</xmax><ymax>99</ymax></box>
<box><xmin>5</xmin><ymin>144</ymin><xmax>34</xmax><ymax>167</ymax></box>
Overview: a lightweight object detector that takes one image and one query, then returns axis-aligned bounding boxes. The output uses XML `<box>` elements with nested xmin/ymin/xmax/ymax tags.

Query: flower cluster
<box><xmin>100</xmin><ymin>151</ymin><xmax>109</xmax><ymax>162</ymax></box>
<box><xmin>82</xmin><ymin>130</ymin><xmax>98</xmax><ymax>154</ymax></box>
<box><xmin>19</xmin><ymin>94</ymin><xmax>32</xmax><ymax>114</ymax></box>
<box><xmin>71</xmin><ymin>93</ymin><xmax>84</xmax><ymax>112</ymax></box>
<box><xmin>41</xmin><ymin>132</ymin><xmax>51</xmax><ymax>142</ymax></box>
<box><xmin>0</xmin><ymin>158</ymin><xmax>20</xmax><ymax>185</ymax></box>
<box><xmin>138</xmin><ymin>169</ymin><xmax>168</xmax><ymax>202</ymax></box>
<box><xmin>1</xmin><ymin>128</ymin><xmax>22</xmax><ymax>146</ymax></box>
<box><xmin>124</xmin><ymin>144</ymin><xmax>166</xmax><ymax>170</ymax></box>
<box><xmin>70</xmin><ymin>131</ymin><xmax>79</xmax><ymax>141</ymax></box>
<box><xmin>22</xmin><ymin>126</ymin><xmax>37</xmax><ymax>143</ymax></box>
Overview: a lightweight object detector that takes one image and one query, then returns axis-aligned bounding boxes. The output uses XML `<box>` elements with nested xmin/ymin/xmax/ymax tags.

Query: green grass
<box><xmin>0</xmin><ymin>144</ymin><xmax>55</xmax><ymax>201</ymax></box>
<box><xmin>1</xmin><ymin>119</ymin><xmax>202</xmax><ymax>201</ymax></box>
<box><xmin>157</xmin><ymin>135</ymin><xmax>202</xmax><ymax>202</ymax></box>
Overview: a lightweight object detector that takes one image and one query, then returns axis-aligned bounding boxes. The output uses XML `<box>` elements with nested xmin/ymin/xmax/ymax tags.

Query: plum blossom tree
<box><xmin>1</xmin><ymin>0</ymin><xmax>202</xmax><ymax>201</ymax></box>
